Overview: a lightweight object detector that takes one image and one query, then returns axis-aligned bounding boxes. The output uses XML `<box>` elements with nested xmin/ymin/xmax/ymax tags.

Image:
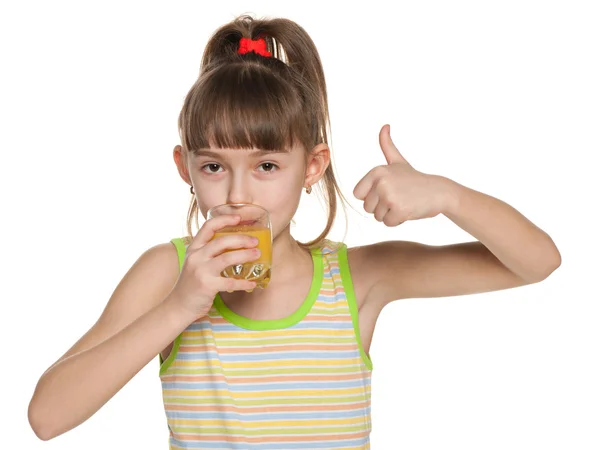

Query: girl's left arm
<box><xmin>440</xmin><ymin>177</ymin><xmax>561</xmax><ymax>283</ymax></box>
<box><xmin>353</xmin><ymin>125</ymin><xmax>561</xmax><ymax>304</ymax></box>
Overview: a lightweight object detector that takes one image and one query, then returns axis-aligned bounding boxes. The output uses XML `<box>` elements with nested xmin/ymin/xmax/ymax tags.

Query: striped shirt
<box><xmin>159</xmin><ymin>238</ymin><xmax>373</xmax><ymax>449</ymax></box>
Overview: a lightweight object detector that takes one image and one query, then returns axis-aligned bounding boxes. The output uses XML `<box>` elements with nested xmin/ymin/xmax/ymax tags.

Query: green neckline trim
<box><xmin>338</xmin><ymin>245</ymin><xmax>374</xmax><ymax>371</ymax></box>
<box><xmin>214</xmin><ymin>247</ymin><xmax>324</xmax><ymax>331</ymax></box>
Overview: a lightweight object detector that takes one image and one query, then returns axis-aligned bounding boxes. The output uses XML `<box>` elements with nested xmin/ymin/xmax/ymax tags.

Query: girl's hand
<box><xmin>167</xmin><ymin>214</ymin><xmax>260</xmax><ymax>319</ymax></box>
<box><xmin>353</xmin><ymin>124</ymin><xmax>451</xmax><ymax>227</ymax></box>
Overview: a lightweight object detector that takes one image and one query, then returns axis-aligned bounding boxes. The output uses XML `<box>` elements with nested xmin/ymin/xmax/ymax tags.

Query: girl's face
<box><xmin>174</xmin><ymin>142</ymin><xmax>329</xmax><ymax>240</ymax></box>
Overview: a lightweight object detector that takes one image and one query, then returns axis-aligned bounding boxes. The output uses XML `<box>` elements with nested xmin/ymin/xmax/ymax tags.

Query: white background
<box><xmin>1</xmin><ymin>0</ymin><xmax>598</xmax><ymax>449</ymax></box>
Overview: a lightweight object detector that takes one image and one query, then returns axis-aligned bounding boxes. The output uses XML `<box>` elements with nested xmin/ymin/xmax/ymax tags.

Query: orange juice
<box><xmin>211</xmin><ymin>225</ymin><xmax>272</xmax><ymax>289</ymax></box>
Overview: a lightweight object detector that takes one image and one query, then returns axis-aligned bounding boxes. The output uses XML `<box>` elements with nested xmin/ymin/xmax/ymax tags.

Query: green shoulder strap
<box><xmin>170</xmin><ymin>237</ymin><xmax>186</xmax><ymax>272</ymax></box>
<box><xmin>337</xmin><ymin>243</ymin><xmax>374</xmax><ymax>371</ymax></box>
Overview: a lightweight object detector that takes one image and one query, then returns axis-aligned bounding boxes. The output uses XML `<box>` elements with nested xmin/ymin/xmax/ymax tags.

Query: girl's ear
<box><xmin>173</xmin><ymin>145</ymin><xmax>192</xmax><ymax>185</ymax></box>
<box><xmin>304</xmin><ymin>143</ymin><xmax>330</xmax><ymax>186</ymax></box>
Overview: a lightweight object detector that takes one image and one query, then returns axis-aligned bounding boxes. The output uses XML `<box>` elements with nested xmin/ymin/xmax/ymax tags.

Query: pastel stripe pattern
<box><xmin>160</xmin><ymin>238</ymin><xmax>373</xmax><ymax>449</ymax></box>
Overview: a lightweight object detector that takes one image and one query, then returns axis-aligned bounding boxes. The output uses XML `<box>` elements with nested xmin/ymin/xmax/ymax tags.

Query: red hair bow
<box><xmin>238</xmin><ymin>37</ymin><xmax>272</xmax><ymax>57</ymax></box>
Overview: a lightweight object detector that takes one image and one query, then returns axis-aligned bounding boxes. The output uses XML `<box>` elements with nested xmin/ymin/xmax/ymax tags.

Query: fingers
<box><xmin>216</xmin><ymin>277</ymin><xmax>258</xmax><ymax>293</ymax></box>
<box><xmin>203</xmin><ymin>233</ymin><xmax>259</xmax><ymax>259</ymax></box>
<box><xmin>353</xmin><ymin>167</ymin><xmax>378</xmax><ymax>200</ymax></box>
<box><xmin>379</xmin><ymin>124</ymin><xmax>408</xmax><ymax>165</ymax></box>
<box><xmin>383</xmin><ymin>210</ymin><xmax>404</xmax><ymax>227</ymax></box>
<box><xmin>188</xmin><ymin>214</ymin><xmax>242</xmax><ymax>251</ymax></box>
<box><xmin>373</xmin><ymin>202</ymin><xmax>389</xmax><ymax>222</ymax></box>
<box><xmin>184</xmin><ymin>246</ymin><xmax>260</xmax><ymax>297</ymax></box>
<box><xmin>363</xmin><ymin>190</ymin><xmax>379</xmax><ymax>214</ymax></box>
<box><xmin>212</xmin><ymin>247</ymin><xmax>261</xmax><ymax>274</ymax></box>
<box><xmin>212</xmin><ymin>247</ymin><xmax>262</xmax><ymax>292</ymax></box>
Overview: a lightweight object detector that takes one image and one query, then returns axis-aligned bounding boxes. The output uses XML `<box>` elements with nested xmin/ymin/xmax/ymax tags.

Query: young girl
<box><xmin>28</xmin><ymin>14</ymin><xmax>561</xmax><ymax>450</ymax></box>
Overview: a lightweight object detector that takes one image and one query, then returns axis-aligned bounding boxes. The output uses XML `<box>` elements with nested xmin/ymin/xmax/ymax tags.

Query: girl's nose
<box><xmin>226</xmin><ymin>177</ymin><xmax>252</xmax><ymax>205</ymax></box>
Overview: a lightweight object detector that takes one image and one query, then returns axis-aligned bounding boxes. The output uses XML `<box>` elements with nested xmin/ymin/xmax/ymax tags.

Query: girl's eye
<box><xmin>201</xmin><ymin>163</ymin><xmax>223</xmax><ymax>173</ymax></box>
<box><xmin>258</xmin><ymin>162</ymin><xmax>279</xmax><ymax>173</ymax></box>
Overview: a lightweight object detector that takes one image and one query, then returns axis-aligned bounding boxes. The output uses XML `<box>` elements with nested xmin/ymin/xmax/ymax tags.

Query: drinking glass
<box><xmin>207</xmin><ymin>203</ymin><xmax>272</xmax><ymax>290</ymax></box>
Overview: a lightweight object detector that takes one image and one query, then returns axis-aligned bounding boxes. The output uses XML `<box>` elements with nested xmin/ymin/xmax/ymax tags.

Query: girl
<box><xmin>28</xmin><ymin>14</ymin><xmax>561</xmax><ymax>450</ymax></box>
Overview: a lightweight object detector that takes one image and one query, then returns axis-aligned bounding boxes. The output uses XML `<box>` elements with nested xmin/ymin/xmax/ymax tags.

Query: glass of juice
<box><xmin>207</xmin><ymin>203</ymin><xmax>272</xmax><ymax>290</ymax></box>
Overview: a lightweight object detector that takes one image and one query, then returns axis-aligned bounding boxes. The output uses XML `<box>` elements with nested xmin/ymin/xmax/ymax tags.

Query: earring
<box><xmin>190</xmin><ymin>186</ymin><xmax>194</xmax><ymax>195</ymax></box>
<box><xmin>305</xmin><ymin>185</ymin><xmax>312</xmax><ymax>194</ymax></box>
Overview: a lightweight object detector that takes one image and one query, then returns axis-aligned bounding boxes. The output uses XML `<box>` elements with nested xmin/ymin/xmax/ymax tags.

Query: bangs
<box><xmin>179</xmin><ymin>63</ymin><xmax>312</xmax><ymax>154</ymax></box>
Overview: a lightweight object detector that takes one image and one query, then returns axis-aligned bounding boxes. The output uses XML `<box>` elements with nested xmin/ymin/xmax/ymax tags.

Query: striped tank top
<box><xmin>159</xmin><ymin>238</ymin><xmax>373</xmax><ymax>449</ymax></box>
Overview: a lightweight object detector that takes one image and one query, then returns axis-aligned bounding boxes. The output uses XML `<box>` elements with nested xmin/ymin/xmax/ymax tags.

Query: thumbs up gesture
<box><xmin>353</xmin><ymin>124</ymin><xmax>452</xmax><ymax>227</ymax></box>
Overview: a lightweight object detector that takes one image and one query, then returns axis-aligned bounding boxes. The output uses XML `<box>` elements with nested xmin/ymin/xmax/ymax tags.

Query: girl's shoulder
<box><xmin>314</xmin><ymin>239</ymin><xmax>374</xmax><ymax>310</ymax></box>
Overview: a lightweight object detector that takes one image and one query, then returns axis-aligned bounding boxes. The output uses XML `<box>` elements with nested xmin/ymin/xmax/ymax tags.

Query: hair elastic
<box><xmin>238</xmin><ymin>36</ymin><xmax>272</xmax><ymax>57</ymax></box>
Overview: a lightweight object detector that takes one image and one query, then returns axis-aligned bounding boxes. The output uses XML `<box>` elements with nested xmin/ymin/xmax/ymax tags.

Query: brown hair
<box><xmin>178</xmin><ymin>14</ymin><xmax>350</xmax><ymax>250</ymax></box>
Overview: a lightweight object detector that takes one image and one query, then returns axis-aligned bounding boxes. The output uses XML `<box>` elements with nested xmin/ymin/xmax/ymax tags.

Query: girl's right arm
<box><xmin>27</xmin><ymin>242</ymin><xmax>189</xmax><ymax>441</ymax></box>
<box><xmin>28</xmin><ymin>214</ymin><xmax>260</xmax><ymax>441</ymax></box>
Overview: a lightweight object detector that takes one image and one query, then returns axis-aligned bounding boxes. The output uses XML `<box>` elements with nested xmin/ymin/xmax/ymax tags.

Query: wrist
<box><xmin>161</xmin><ymin>294</ymin><xmax>204</xmax><ymax>328</ymax></box>
<box><xmin>435</xmin><ymin>175</ymin><xmax>461</xmax><ymax>216</ymax></box>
